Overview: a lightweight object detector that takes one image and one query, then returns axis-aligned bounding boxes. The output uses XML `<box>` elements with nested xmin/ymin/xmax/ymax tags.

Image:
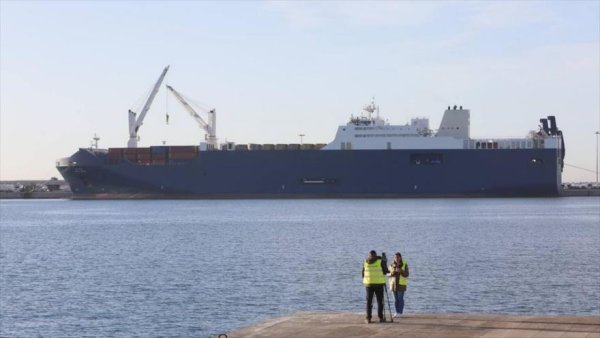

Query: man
<box><xmin>362</xmin><ymin>250</ymin><xmax>389</xmax><ymax>323</ymax></box>
<box><xmin>389</xmin><ymin>252</ymin><xmax>409</xmax><ymax>318</ymax></box>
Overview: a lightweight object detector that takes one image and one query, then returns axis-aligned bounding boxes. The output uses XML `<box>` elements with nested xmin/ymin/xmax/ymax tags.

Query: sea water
<box><xmin>1</xmin><ymin>198</ymin><xmax>599</xmax><ymax>337</ymax></box>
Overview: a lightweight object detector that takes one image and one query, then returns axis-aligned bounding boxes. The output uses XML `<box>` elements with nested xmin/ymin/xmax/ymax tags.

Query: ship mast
<box><xmin>90</xmin><ymin>133</ymin><xmax>100</xmax><ymax>149</ymax></box>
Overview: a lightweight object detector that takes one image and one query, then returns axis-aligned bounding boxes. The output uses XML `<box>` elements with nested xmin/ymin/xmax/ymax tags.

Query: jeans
<box><xmin>393</xmin><ymin>290</ymin><xmax>405</xmax><ymax>314</ymax></box>
<box><xmin>365</xmin><ymin>285</ymin><xmax>384</xmax><ymax>320</ymax></box>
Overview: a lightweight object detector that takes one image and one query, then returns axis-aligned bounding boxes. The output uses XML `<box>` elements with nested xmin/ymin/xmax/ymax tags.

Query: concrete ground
<box><xmin>227</xmin><ymin>312</ymin><xmax>600</xmax><ymax>338</ymax></box>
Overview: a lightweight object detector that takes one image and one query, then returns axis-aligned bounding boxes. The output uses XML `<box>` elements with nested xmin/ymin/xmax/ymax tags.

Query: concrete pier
<box><xmin>227</xmin><ymin>312</ymin><xmax>600</xmax><ymax>338</ymax></box>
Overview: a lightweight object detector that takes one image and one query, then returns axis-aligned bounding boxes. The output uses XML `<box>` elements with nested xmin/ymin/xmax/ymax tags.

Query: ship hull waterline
<box><xmin>57</xmin><ymin>148</ymin><xmax>561</xmax><ymax>199</ymax></box>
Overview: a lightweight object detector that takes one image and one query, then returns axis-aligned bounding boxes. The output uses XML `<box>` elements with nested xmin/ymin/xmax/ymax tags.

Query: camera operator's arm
<box><xmin>381</xmin><ymin>258</ymin><xmax>390</xmax><ymax>275</ymax></box>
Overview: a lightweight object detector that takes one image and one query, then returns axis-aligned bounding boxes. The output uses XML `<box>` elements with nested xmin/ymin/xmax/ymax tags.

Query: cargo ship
<box><xmin>56</xmin><ymin>67</ymin><xmax>565</xmax><ymax>199</ymax></box>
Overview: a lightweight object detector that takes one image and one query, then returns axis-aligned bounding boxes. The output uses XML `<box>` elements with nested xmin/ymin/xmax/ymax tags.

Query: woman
<box><xmin>388</xmin><ymin>252</ymin><xmax>409</xmax><ymax>318</ymax></box>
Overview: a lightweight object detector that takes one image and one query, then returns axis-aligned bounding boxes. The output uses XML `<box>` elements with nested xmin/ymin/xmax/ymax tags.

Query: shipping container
<box><xmin>301</xmin><ymin>144</ymin><xmax>315</xmax><ymax>150</ymax></box>
<box><xmin>169</xmin><ymin>153</ymin><xmax>198</xmax><ymax>160</ymax></box>
<box><xmin>235</xmin><ymin>144</ymin><xmax>248</xmax><ymax>151</ymax></box>
<box><xmin>262</xmin><ymin>144</ymin><xmax>275</xmax><ymax>150</ymax></box>
<box><xmin>169</xmin><ymin>146</ymin><xmax>198</xmax><ymax>153</ymax></box>
<box><xmin>249</xmin><ymin>144</ymin><xmax>262</xmax><ymax>151</ymax></box>
<box><xmin>151</xmin><ymin>146</ymin><xmax>168</xmax><ymax>154</ymax></box>
<box><xmin>124</xmin><ymin>151</ymin><xmax>137</xmax><ymax>161</ymax></box>
<box><xmin>108</xmin><ymin>148</ymin><xmax>124</xmax><ymax>159</ymax></box>
<box><xmin>275</xmin><ymin>144</ymin><xmax>288</xmax><ymax>150</ymax></box>
<box><xmin>123</xmin><ymin>149</ymin><xmax>137</xmax><ymax>161</ymax></box>
<box><xmin>288</xmin><ymin>144</ymin><xmax>300</xmax><ymax>150</ymax></box>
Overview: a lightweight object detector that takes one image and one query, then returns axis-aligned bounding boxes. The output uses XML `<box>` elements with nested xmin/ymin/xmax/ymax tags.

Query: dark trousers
<box><xmin>365</xmin><ymin>285</ymin><xmax>384</xmax><ymax>320</ymax></box>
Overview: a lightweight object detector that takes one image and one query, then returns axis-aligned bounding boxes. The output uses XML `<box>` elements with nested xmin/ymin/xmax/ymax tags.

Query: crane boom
<box><xmin>166</xmin><ymin>85</ymin><xmax>217</xmax><ymax>148</ymax></box>
<box><xmin>166</xmin><ymin>85</ymin><xmax>209</xmax><ymax>128</ymax></box>
<box><xmin>128</xmin><ymin>65</ymin><xmax>170</xmax><ymax>148</ymax></box>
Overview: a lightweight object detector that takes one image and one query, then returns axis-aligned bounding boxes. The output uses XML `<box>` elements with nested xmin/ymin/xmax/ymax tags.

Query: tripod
<box><xmin>383</xmin><ymin>280</ymin><xmax>394</xmax><ymax>322</ymax></box>
<box><xmin>382</xmin><ymin>253</ymin><xmax>394</xmax><ymax>323</ymax></box>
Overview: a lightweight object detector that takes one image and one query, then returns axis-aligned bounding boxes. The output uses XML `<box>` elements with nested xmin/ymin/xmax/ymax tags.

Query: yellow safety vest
<box><xmin>389</xmin><ymin>260</ymin><xmax>409</xmax><ymax>286</ymax></box>
<box><xmin>363</xmin><ymin>259</ymin><xmax>385</xmax><ymax>285</ymax></box>
<box><xmin>399</xmin><ymin>260</ymin><xmax>408</xmax><ymax>286</ymax></box>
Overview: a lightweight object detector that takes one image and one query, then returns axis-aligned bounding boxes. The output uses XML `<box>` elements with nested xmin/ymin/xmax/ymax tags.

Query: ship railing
<box><xmin>218</xmin><ymin>143</ymin><xmax>327</xmax><ymax>151</ymax></box>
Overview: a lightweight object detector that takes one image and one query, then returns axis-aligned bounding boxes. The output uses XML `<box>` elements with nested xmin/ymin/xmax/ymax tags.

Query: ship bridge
<box><xmin>323</xmin><ymin>103</ymin><xmax>464</xmax><ymax>150</ymax></box>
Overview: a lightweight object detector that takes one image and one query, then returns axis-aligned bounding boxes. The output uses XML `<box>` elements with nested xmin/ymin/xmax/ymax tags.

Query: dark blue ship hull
<box><xmin>57</xmin><ymin>148</ymin><xmax>561</xmax><ymax>199</ymax></box>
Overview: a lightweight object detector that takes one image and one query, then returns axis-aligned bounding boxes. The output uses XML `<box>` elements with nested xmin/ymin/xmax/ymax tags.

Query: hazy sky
<box><xmin>1</xmin><ymin>1</ymin><xmax>599</xmax><ymax>182</ymax></box>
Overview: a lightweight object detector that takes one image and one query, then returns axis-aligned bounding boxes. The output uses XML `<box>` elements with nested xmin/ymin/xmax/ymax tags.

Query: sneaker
<box><xmin>379</xmin><ymin>317</ymin><xmax>386</xmax><ymax>323</ymax></box>
<box><xmin>365</xmin><ymin>319</ymin><xmax>372</xmax><ymax>324</ymax></box>
<box><xmin>394</xmin><ymin>313</ymin><xmax>401</xmax><ymax>318</ymax></box>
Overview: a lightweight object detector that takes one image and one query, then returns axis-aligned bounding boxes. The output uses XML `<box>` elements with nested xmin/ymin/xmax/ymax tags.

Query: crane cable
<box><xmin>130</xmin><ymin>83</ymin><xmax>154</xmax><ymax>117</ymax></box>
<box><xmin>564</xmin><ymin>163</ymin><xmax>596</xmax><ymax>173</ymax></box>
<box><xmin>165</xmin><ymin>71</ymin><xmax>169</xmax><ymax>125</ymax></box>
<box><xmin>164</xmin><ymin>71</ymin><xmax>169</xmax><ymax>145</ymax></box>
<box><xmin>176</xmin><ymin>89</ymin><xmax>213</xmax><ymax>114</ymax></box>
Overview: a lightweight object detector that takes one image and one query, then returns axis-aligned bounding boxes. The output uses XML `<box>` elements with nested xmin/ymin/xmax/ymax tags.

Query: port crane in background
<box><xmin>166</xmin><ymin>85</ymin><xmax>218</xmax><ymax>150</ymax></box>
<box><xmin>127</xmin><ymin>66</ymin><xmax>170</xmax><ymax>148</ymax></box>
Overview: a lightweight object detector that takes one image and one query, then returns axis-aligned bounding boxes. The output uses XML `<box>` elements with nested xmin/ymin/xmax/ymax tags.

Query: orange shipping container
<box><xmin>169</xmin><ymin>146</ymin><xmax>198</xmax><ymax>153</ymax></box>
<box><xmin>169</xmin><ymin>153</ymin><xmax>197</xmax><ymax>160</ymax></box>
<box><xmin>108</xmin><ymin>148</ymin><xmax>124</xmax><ymax>159</ymax></box>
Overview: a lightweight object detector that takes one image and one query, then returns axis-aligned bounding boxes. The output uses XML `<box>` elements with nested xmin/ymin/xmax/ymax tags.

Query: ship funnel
<box><xmin>539</xmin><ymin>118</ymin><xmax>549</xmax><ymax>134</ymax></box>
<box><xmin>436</xmin><ymin>106</ymin><xmax>470</xmax><ymax>139</ymax></box>
<box><xmin>547</xmin><ymin>116</ymin><xmax>558</xmax><ymax>135</ymax></box>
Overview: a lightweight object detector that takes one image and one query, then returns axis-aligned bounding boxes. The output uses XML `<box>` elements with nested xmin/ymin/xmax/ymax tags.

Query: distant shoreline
<box><xmin>0</xmin><ymin>191</ymin><xmax>72</xmax><ymax>199</ymax></box>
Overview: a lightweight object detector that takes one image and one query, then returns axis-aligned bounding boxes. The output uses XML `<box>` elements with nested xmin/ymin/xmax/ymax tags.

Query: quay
<box><xmin>561</xmin><ymin>188</ymin><xmax>600</xmax><ymax>197</ymax></box>
<box><xmin>0</xmin><ymin>191</ymin><xmax>71</xmax><ymax>199</ymax></box>
<box><xmin>226</xmin><ymin>312</ymin><xmax>600</xmax><ymax>338</ymax></box>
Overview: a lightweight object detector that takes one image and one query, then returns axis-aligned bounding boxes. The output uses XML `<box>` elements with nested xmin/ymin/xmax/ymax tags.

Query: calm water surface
<box><xmin>1</xmin><ymin>198</ymin><xmax>599</xmax><ymax>337</ymax></box>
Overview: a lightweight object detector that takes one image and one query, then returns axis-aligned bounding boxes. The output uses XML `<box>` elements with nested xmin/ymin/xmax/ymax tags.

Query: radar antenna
<box><xmin>363</xmin><ymin>97</ymin><xmax>378</xmax><ymax>119</ymax></box>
